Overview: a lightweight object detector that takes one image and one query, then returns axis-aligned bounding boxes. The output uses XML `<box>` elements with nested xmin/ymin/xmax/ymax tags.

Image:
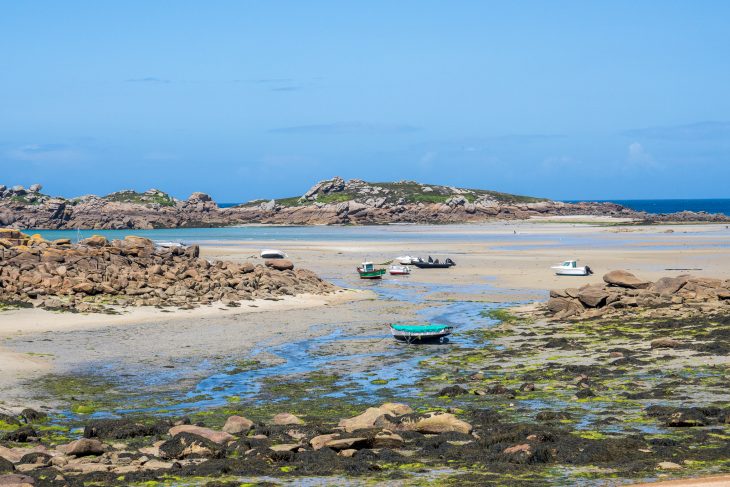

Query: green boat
<box><xmin>357</xmin><ymin>261</ymin><xmax>387</xmax><ymax>279</ymax></box>
<box><xmin>389</xmin><ymin>323</ymin><xmax>454</xmax><ymax>343</ymax></box>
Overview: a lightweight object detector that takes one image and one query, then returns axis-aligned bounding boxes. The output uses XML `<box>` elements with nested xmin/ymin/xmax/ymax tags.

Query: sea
<box><xmin>563</xmin><ymin>198</ymin><xmax>730</xmax><ymax>215</ymax></box>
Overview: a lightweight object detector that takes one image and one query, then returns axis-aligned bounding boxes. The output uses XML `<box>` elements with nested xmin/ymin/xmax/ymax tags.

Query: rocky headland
<box><xmin>0</xmin><ymin>228</ymin><xmax>335</xmax><ymax>313</ymax></box>
<box><xmin>2</xmin><ymin>178</ymin><xmax>728</xmax><ymax>229</ymax></box>
<box><xmin>544</xmin><ymin>270</ymin><xmax>730</xmax><ymax>320</ymax></box>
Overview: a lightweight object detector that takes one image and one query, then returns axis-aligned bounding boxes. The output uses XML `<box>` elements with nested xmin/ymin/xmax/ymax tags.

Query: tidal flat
<box><xmin>1</xmin><ymin>222</ymin><xmax>730</xmax><ymax>485</ymax></box>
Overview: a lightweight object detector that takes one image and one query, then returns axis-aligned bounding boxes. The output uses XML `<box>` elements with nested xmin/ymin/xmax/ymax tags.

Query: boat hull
<box><xmin>552</xmin><ymin>267</ymin><xmax>591</xmax><ymax>276</ymax></box>
<box><xmin>389</xmin><ymin>324</ymin><xmax>453</xmax><ymax>343</ymax></box>
<box><xmin>261</xmin><ymin>249</ymin><xmax>287</xmax><ymax>259</ymax></box>
<box><xmin>413</xmin><ymin>263</ymin><xmax>454</xmax><ymax>269</ymax></box>
<box><xmin>358</xmin><ymin>268</ymin><xmax>387</xmax><ymax>279</ymax></box>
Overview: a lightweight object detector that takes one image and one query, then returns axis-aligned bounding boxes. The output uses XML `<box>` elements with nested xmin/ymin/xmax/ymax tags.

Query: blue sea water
<box><xmin>565</xmin><ymin>199</ymin><xmax>730</xmax><ymax>216</ymax></box>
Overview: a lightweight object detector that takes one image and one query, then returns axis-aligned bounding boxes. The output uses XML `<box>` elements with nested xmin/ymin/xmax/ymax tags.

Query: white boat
<box><xmin>389</xmin><ymin>265</ymin><xmax>411</xmax><ymax>275</ymax></box>
<box><xmin>551</xmin><ymin>260</ymin><xmax>593</xmax><ymax>276</ymax></box>
<box><xmin>156</xmin><ymin>241</ymin><xmax>185</xmax><ymax>248</ymax></box>
<box><xmin>261</xmin><ymin>249</ymin><xmax>287</xmax><ymax>259</ymax></box>
<box><xmin>396</xmin><ymin>255</ymin><xmax>418</xmax><ymax>264</ymax></box>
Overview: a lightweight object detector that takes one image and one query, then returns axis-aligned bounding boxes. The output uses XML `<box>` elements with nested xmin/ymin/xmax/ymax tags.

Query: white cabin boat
<box><xmin>389</xmin><ymin>265</ymin><xmax>411</xmax><ymax>275</ymax></box>
<box><xmin>261</xmin><ymin>249</ymin><xmax>287</xmax><ymax>259</ymax></box>
<box><xmin>551</xmin><ymin>260</ymin><xmax>593</xmax><ymax>276</ymax></box>
<box><xmin>396</xmin><ymin>255</ymin><xmax>418</xmax><ymax>265</ymax></box>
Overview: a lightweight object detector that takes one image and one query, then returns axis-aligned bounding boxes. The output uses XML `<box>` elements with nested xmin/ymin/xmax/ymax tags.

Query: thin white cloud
<box><xmin>270</xmin><ymin>122</ymin><xmax>421</xmax><ymax>135</ymax></box>
<box><xmin>623</xmin><ymin>121</ymin><xmax>730</xmax><ymax>140</ymax></box>
<box><xmin>541</xmin><ymin>155</ymin><xmax>577</xmax><ymax>169</ymax></box>
<box><xmin>418</xmin><ymin>151</ymin><xmax>438</xmax><ymax>169</ymax></box>
<box><xmin>626</xmin><ymin>142</ymin><xmax>659</xmax><ymax>169</ymax></box>
<box><xmin>6</xmin><ymin>143</ymin><xmax>83</xmax><ymax>163</ymax></box>
<box><xmin>125</xmin><ymin>77</ymin><xmax>171</xmax><ymax>84</ymax></box>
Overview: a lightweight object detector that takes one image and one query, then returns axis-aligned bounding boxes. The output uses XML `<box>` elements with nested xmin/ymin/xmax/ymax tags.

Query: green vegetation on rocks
<box><xmin>103</xmin><ymin>189</ymin><xmax>177</xmax><ymax>207</ymax></box>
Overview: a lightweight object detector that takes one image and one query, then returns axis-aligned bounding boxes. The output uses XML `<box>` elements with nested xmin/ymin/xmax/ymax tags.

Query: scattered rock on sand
<box><xmin>577</xmin><ymin>286</ymin><xmax>609</xmax><ymax>308</ymax></box>
<box><xmin>159</xmin><ymin>432</ymin><xmax>223</xmax><ymax>460</ymax></box>
<box><xmin>272</xmin><ymin>413</ymin><xmax>305</xmax><ymax>426</ymax></box>
<box><xmin>0</xmin><ymin>457</ymin><xmax>13</xmax><ymax>473</ymax></box>
<box><xmin>310</xmin><ymin>433</ymin><xmax>340</xmax><ymax>450</ymax></box>
<box><xmin>338</xmin><ymin>403</ymin><xmax>412</xmax><ymax>432</ymax></box>
<box><xmin>603</xmin><ymin>270</ymin><xmax>652</xmax><ymax>289</ymax></box>
<box><xmin>222</xmin><ymin>415</ymin><xmax>254</xmax><ymax>434</ymax></box>
<box><xmin>396</xmin><ymin>412</ymin><xmax>473</xmax><ymax>435</ymax></box>
<box><xmin>269</xmin><ymin>443</ymin><xmax>301</xmax><ymax>452</ymax></box>
<box><xmin>168</xmin><ymin>425</ymin><xmax>233</xmax><ymax>444</ymax></box>
<box><xmin>372</xmin><ymin>430</ymin><xmax>404</xmax><ymax>449</ymax></box>
<box><xmin>544</xmin><ymin>271</ymin><xmax>730</xmax><ymax>319</ymax></box>
<box><xmin>323</xmin><ymin>437</ymin><xmax>368</xmax><ymax>451</ymax></box>
<box><xmin>57</xmin><ymin>438</ymin><xmax>105</xmax><ymax>457</ymax></box>
<box><xmin>651</xmin><ymin>338</ymin><xmax>681</xmax><ymax>349</ymax></box>
<box><xmin>265</xmin><ymin>259</ymin><xmax>295</xmax><ymax>271</ymax></box>
<box><xmin>0</xmin><ymin>474</ymin><xmax>35</xmax><ymax>486</ymax></box>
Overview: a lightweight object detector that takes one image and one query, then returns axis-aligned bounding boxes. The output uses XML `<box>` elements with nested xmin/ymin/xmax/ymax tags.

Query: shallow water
<box><xmin>30</xmin><ymin>224</ymin><xmax>730</xmax><ymax>252</ymax></box>
<box><xmin>37</xmin><ymin>269</ymin><xmax>516</xmax><ymax>423</ymax></box>
<box><xmin>115</xmin><ymin>277</ymin><xmax>512</xmax><ymax>414</ymax></box>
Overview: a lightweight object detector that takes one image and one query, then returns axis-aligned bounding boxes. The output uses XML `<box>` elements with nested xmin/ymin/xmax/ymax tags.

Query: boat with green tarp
<box><xmin>389</xmin><ymin>323</ymin><xmax>454</xmax><ymax>343</ymax></box>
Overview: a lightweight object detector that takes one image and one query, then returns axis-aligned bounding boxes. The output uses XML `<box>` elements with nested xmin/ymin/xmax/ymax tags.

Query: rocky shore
<box><xmin>2</xmin><ymin>178</ymin><xmax>728</xmax><ymax>229</ymax></box>
<box><xmin>0</xmin><ymin>229</ymin><xmax>335</xmax><ymax>313</ymax></box>
<box><xmin>544</xmin><ymin>270</ymin><xmax>730</xmax><ymax>320</ymax></box>
<box><xmin>0</xmin><ymin>394</ymin><xmax>722</xmax><ymax>487</ymax></box>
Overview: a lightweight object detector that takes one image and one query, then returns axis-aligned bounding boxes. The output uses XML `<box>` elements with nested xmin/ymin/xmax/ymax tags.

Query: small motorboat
<box><xmin>389</xmin><ymin>323</ymin><xmax>453</xmax><ymax>343</ymax></box>
<box><xmin>357</xmin><ymin>261</ymin><xmax>387</xmax><ymax>279</ymax></box>
<box><xmin>412</xmin><ymin>256</ymin><xmax>456</xmax><ymax>269</ymax></box>
<box><xmin>551</xmin><ymin>260</ymin><xmax>593</xmax><ymax>276</ymax></box>
<box><xmin>395</xmin><ymin>255</ymin><xmax>418</xmax><ymax>265</ymax></box>
<box><xmin>389</xmin><ymin>265</ymin><xmax>411</xmax><ymax>275</ymax></box>
<box><xmin>261</xmin><ymin>249</ymin><xmax>287</xmax><ymax>259</ymax></box>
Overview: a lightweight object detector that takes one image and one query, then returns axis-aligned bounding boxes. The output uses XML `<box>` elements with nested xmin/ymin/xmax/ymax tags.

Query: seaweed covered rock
<box><xmin>84</xmin><ymin>418</ymin><xmax>168</xmax><ymax>439</ymax></box>
<box><xmin>159</xmin><ymin>432</ymin><xmax>224</xmax><ymax>460</ymax></box>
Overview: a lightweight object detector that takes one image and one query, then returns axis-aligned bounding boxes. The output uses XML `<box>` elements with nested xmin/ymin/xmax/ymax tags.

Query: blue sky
<box><xmin>1</xmin><ymin>1</ymin><xmax>729</xmax><ymax>201</ymax></box>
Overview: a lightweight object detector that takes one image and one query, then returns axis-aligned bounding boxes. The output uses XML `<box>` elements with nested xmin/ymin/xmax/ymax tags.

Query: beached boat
<box><xmin>389</xmin><ymin>323</ymin><xmax>453</xmax><ymax>343</ymax></box>
<box><xmin>389</xmin><ymin>265</ymin><xmax>411</xmax><ymax>275</ymax></box>
<box><xmin>357</xmin><ymin>261</ymin><xmax>387</xmax><ymax>279</ymax></box>
<box><xmin>396</xmin><ymin>255</ymin><xmax>418</xmax><ymax>264</ymax></box>
<box><xmin>412</xmin><ymin>256</ymin><xmax>456</xmax><ymax>269</ymax></box>
<box><xmin>551</xmin><ymin>260</ymin><xmax>593</xmax><ymax>276</ymax></box>
<box><xmin>261</xmin><ymin>249</ymin><xmax>287</xmax><ymax>259</ymax></box>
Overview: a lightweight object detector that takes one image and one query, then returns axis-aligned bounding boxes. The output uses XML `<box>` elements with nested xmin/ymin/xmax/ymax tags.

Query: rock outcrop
<box><xmin>0</xmin><ymin>230</ymin><xmax>335</xmax><ymax>312</ymax></box>
<box><xmin>545</xmin><ymin>270</ymin><xmax>730</xmax><ymax>319</ymax></box>
<box><xmin>2</xmin><ymin>178</ymin><xmax>727</xmax><ymax>229</ymax></box>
